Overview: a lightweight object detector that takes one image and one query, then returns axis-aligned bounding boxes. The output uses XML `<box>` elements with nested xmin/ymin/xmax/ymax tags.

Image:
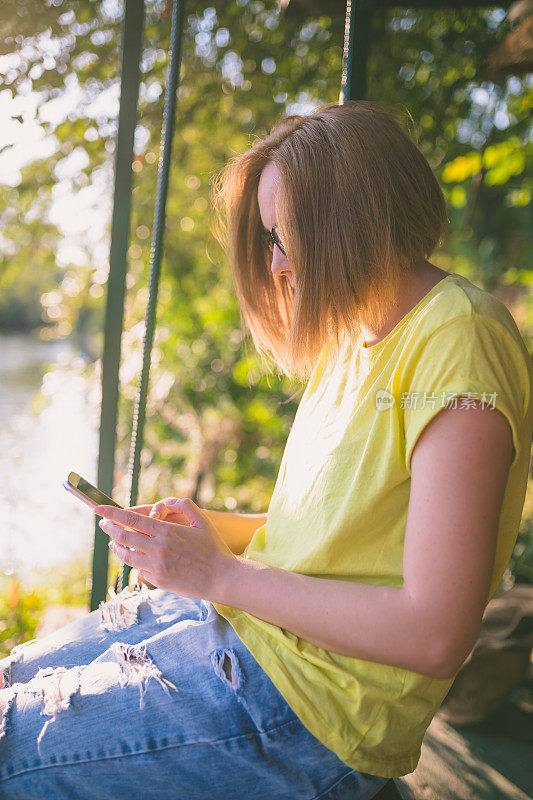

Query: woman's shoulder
<box><xmin>398</xmin><ymin>273</ymin><xmax>533</xmax><ymax>414</ymax></box>
<box><xmin>413</xmin><ymin>272</ymin><xmax>527</xmax><ymax>351</ymax></box>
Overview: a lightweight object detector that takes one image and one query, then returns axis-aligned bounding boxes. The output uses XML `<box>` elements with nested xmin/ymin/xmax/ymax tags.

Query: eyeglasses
<box><xmin>261</xmin><ymin>224</ymin><xmax>286</xmax><ymax>257</ymax></box>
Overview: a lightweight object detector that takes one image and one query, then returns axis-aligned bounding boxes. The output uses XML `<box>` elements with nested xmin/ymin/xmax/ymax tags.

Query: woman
<box><xmin>1</xmin><ymin>100</ymin><xmax>531</xmax><ymax>799</ymax></box>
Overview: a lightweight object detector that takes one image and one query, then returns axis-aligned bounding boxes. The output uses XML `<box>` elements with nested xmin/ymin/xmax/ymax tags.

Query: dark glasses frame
<box><xmin>261</xmin><ymin>224</ymin><xmax>286</xmax><ymax>257</ymax></box>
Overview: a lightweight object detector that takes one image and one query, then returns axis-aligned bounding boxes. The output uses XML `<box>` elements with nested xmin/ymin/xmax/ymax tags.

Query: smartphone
<box><xmin>63</xmin><ymin>471</ymin><xmax>123</xmax><ymax>512</ymax></box>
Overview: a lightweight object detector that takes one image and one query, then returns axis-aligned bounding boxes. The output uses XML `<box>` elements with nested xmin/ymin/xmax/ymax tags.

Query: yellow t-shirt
<box><xmin>213</xmin><ymin>272</ymin><xmax>533</xmax><ymax>778</ymax></box>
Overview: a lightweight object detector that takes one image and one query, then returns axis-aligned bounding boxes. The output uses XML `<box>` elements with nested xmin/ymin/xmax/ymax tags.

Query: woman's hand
<box><xmin>94</xmin><ymin>498</ymin><xmax>237</xmax><ymax>601</ymax></box>
<box><xmin>124</xmin><ymin>499</ymin><xmax>190</xmax><ymax>526</ymax></box>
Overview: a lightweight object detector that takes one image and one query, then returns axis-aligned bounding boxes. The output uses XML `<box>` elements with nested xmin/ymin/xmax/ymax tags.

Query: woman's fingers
<box><xmin>114</xmin><ymin>503</ymin><xmax>174</xmax><ymax>520</ymax></box>
<box><xmin>149</xmin><ymin>501</ymin><xmax>170</xmax><ymax>520</ymax></box>
<box><xmin>108</xmin><ymin>540</ymin><xmax>146</xmax><ymax>571</ymax></box>
<box><xmin>99</xmin><ymin>520</ymin><xmax>152</xmax><ymax>551</ymax></box>
<box><xmin>104</xmin><ymin>501</ymin><xmax>191</xmax><ymax>521</ymax></box>
<box><xmin>94</xmin><ymin>506</ymin><xmax>163</xmax><ymax>537</ymax></box>
<box><xmin>162</xmin><ymin>497</ymin><xmax>205</xmax><ymax>528</ymax></box>
<box><xmin>148</xmin><ymin>497</ymin><xmax>193</xmax><ymax>525</ymax></box>
<box><xmin>127</xmin><ymin>504</ymin><xmax>154</xmax><ymax>517</ymax></box>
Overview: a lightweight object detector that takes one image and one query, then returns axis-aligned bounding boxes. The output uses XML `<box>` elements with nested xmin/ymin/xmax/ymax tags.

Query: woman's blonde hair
<box><xmin>211</xmin><ymin>100</ymin><xmax>448</xmax><ymax>383</ymax></box>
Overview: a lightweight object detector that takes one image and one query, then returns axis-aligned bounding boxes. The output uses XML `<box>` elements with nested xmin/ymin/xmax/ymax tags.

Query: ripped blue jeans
<box><xmin>0</xmin><ymin>586</ymin><xmax>389</xmax><ymax>800</ymax></box>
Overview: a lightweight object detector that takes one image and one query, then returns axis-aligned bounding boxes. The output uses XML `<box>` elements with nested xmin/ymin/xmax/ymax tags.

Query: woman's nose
<box><xmin>270</xmin><ymin>245</ymin><xmax>290</xmax><ymax>277</ymax></box>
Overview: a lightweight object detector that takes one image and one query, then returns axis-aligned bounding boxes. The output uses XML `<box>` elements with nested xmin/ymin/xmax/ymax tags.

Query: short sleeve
<box><xmin>400</xmin><ymin>314</ymin><xmax>531</xmax><ymax>476</ymax></box>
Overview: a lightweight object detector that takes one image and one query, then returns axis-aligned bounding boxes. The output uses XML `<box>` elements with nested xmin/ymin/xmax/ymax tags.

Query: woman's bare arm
<box><xmin>202</xmin><ymin>509</ymin><xmax>267</xmax><ymax>555</ymax></box>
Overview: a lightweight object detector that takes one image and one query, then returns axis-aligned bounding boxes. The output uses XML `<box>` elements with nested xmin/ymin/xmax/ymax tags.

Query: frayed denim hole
<box><xmin>1</xmin><ymin>663</ymin><xmax>11</xmax><ymax>690</ymax></box>
<box><xmin>98</xmin><ymin>584</ymin><xmax>151</xmax><ymax>632</ymax></box>
<box><xmin>210</xmin><ymin>649</ymin><xmax>243</xmax><ymax>693</ymax></box>
<box><xmin>0</xmin><ymin>689</ymin><xmax>16</xmax><ymax>743</ymax></box>
<box><xmin>199</xmin><ymin>599</ymin><xmax>210</xmax><ymax>623</ymax></box>
<box><xmin>109</xmin><ymin>641</ymin><xmax>178</xmax><ymax>708</ymax></box>
<box><xmin>7</xmin><ymin>665</ymin><xmax>86</xmax><ymax>758</ymax></box>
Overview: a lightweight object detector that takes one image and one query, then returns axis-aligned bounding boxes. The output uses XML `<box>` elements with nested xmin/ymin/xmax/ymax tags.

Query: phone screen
<box><xmin>64</xmin><ymin>472</ymin><xmax>122</xmax><ymax>510</ymax></box>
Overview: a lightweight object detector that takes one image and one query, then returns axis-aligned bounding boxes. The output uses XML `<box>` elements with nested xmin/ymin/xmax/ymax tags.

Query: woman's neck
<box><xmin>360</xmin><ymin>262</ymin><xmax>450</xmax><ymax>346</ymax></box>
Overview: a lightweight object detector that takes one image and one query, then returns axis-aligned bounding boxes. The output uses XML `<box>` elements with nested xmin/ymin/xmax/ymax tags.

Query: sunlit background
<box><xmin>0</xmin><ymin>334</ymin><xmax>98</xmax><ymax>579</ymax></box>
<box><xmin>0</xmin><ymin>16</ymin><xmax>112</xmax><ymax>580</ymax></box>
<box><xmin>0</xmin><ymin>0</ymin><xmax>531</xmax><ymax>615</ymax></box>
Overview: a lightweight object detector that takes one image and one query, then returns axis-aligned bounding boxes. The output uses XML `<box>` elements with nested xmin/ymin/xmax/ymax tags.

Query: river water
<box><xmin>0</xmin><ymin>332</ymin><xmax>99</xmax><ymax>582</ymax></box>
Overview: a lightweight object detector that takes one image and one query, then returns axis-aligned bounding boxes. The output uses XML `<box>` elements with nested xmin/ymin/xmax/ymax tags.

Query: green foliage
<box><xmin>509</xmin><ymin>519</ymin><xmax>533</xmax><ymax>585</ymax></box>
<box><xmin>0</xmin><ymin>558</ymin><xmax>90</xmax><ymax>659</ymax></box>
<box><xmin>0</xmin><ymin>158</ymin><xmax>63</xmax><ymax>329</ymax></box>
<box><xmin>0</xmin><ymin>580</ymin><xmax>44</xmax><ymax>660</ymax></box>
<box><xmin>505</xmin><ymin>476</ymin><xmax>533</xmax><ymax>587</ymax></box>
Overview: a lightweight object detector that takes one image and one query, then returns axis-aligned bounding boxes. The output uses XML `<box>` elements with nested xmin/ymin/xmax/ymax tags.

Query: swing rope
<box><xmin>119</xmin><ymin>0</ymin><xmax>184</xmax><ymax>591</ymax></box>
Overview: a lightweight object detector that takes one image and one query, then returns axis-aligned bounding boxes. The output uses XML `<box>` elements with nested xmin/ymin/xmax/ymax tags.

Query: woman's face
<box><xmin>257</xmin><ymin>162</ymin><xmax>296</xmax><ymax>289</ymax></box>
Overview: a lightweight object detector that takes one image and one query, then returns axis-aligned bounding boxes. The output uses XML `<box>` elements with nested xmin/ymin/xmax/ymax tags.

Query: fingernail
<box><xmin>108</xmin><ymin>541</ymin><xmax>115</xmax><ymax>551</ymax></box>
